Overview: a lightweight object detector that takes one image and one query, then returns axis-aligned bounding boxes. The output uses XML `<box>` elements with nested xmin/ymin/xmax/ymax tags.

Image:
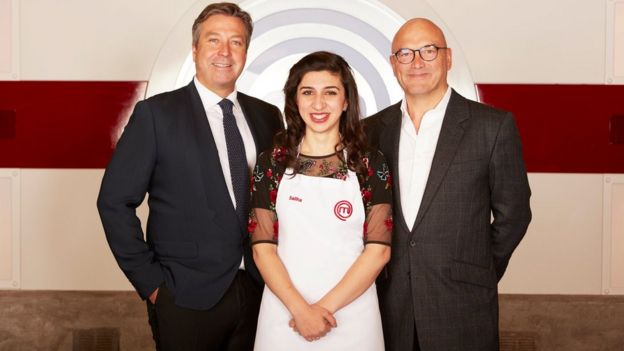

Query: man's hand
<box><xmin>148</xmin><ymin>288</ymin><xmax>159</xmax><ymax>304</ymax></box>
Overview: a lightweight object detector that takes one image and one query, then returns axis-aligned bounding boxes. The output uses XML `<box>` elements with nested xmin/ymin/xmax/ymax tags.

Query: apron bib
<box><xmin>254</xmin><ymin>166</ymin><xmax>384</xmax><ymax>351</ymax></box>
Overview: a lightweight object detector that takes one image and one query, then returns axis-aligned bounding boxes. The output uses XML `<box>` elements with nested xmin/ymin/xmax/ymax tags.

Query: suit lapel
<box><xmin>411</xmin><ymin>90</ymin><xmax>469</xmax><ymax>235</ymax></box>
<box><xmin>377</xmin><ymin>103</ymin><xmax>413</xmax><ymax>234</ymax></box>
<box><xmin>186</xmin><ymin>82</ymin><xmax>241</xmax><ymax>233</ymax></box>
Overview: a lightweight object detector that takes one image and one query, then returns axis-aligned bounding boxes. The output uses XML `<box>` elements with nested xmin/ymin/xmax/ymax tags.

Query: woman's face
<box><xmin>296</xmin><ymin>70</ymin><xmax>347</xmax><ymax>138</ymax></box>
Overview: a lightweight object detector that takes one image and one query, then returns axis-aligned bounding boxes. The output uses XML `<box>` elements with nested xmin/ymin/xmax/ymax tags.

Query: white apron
<box><xmin>254</xmin><ymin>167</ymin><xmax>385</xmax><ymax>351</ymax></box>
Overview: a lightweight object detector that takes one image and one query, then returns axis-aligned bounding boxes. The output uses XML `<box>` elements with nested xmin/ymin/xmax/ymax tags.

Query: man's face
<box><xmin>390</xmin><ymin>20</ymin><xmax>452</xmax><ymax>100</ymax></box>
<box><xmin>192</xmin><ymin>14</ymin><xmax>247</xmax><ymax>97</ymax></box>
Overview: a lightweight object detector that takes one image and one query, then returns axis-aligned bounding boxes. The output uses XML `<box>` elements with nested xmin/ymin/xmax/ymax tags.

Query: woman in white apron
<box><xmin>249</xmin><ymin>52</ymin><xmax>393</xmax><ymax>351</ymax></box>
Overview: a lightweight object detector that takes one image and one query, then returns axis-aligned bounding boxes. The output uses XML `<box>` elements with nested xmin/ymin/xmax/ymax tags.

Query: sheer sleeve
<box><xmin>362</xmin><ymin>150</ymin><xmax>393</xmax><ymax>246</ymax></box>
<box><xmin>249</xmin><ymin>151</ymin><xmax>280</xmax><ymax>245</ymax></box>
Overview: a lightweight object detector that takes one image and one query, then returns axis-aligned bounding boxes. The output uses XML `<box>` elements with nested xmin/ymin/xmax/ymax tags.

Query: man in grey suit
<box><xmin>365</xmin><ymin>18</ymin><xmax>531</xmax><ymax>350</ymax></box>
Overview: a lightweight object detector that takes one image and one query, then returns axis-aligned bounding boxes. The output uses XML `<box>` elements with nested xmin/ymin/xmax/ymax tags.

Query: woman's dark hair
<box><xmin>276</xmin><ymin>51</ymin><xmax>367</xmax><ymax>174</ymax></box>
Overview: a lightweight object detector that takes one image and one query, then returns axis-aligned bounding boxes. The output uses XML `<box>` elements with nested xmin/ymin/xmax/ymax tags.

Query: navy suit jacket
<box><xmin>97</xmin><ymin>81</ymin><xmax>283</xmax><ymax>310</ymax></box>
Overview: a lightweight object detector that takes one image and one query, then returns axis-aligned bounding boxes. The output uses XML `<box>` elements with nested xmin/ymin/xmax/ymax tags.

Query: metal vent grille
<box><xmin>500</xmin><ymin>331</ymin><xmax>537</xmax><ymax>351</ymax></box>
<box><xmin>72</xmin><ymin>328</ymin><xmax>120</xmax><ymax>351</ymax></box>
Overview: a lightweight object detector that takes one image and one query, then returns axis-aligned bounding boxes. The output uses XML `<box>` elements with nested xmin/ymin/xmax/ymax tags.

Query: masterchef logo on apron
<box><xmin>334</xmin><ymin>200</ymin><xmax>353</xmax><ymax>221</ymax></box>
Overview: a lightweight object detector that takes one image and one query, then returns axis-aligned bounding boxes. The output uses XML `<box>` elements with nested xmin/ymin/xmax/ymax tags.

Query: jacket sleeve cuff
<box><xmin>126</xmin><ymin>262</ymin><xmax>165</xmax><ymax>300</ymax></box>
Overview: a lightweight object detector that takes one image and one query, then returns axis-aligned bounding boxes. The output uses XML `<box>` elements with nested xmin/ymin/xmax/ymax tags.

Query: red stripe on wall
<box><xmin>477</xmin><ymin>84</ymin><xmax>624</xmax><ymax>173</ymax></box>
<box><xmin>0</xmin><ymin>81</ymin><xmax>146</xmax><ymax>168</ymax></box>
<box><xmin>0</xmin><ymin>82</ymin><xmax>622</xmax><ymax>172</ymax></box>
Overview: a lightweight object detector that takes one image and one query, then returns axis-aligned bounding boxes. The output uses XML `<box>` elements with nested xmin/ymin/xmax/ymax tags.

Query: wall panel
<box><xmin>0</xmin><ymin>169</ymin><xmax>20</xmax><ymax>289</ymax></box>
<box><xmin>603</xmin><ymin>175</ymin><xmax>624</xmax><ymax>294</ymax></box>
<box><xmin>0</xmin><ymin>0</ymin><xmax>18</xmax><ymax>80</ymax></box>
<box><xmin>499</xmin><ymin>174</ymin><xmax>603</xmax><ymax>294</ymax></box>
<box><xmin>607</xmin><ymin>0</ymin><xmax>624</xmax><ymax>82</ymax></box>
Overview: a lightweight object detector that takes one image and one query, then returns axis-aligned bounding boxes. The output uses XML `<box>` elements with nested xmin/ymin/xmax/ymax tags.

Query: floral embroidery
<box><xmin>317</xmin><ymin>159</ymin><xmax>337</xmax><ymax>176</ymax></box>
<box><xmin>336</xmin><ymin>172</ymin><xmax>348</xmax><ymax>181</ymax></box>
<box><xmin>253</xmin><ymin>165</ymin><xmax>263</xmax><ymax>184</ymax></box>
<box><xmin>361</xmin><ymin>187</ymin><xmax>372</xmax><ymax>204</ymax></box>
<box><xmin>249</xmin><ymin>173</ymin><xmax>256</xmax><ymax>192</ymax></box>
<box><xmin>271</xmin><ymin>146</ymin><xmax>287</xmax><ymax>163</ymax></box>
<box><xmin>376</xmin><ymin>163</ymin><xmax>392</xmax><ymax>190</ymax></box>
<box><xmin>384</xmin><ymin>217</ymin><xmax>393</xmax><ymax>232</ymax></box>
<box><xmin>359</xmin><ymin>152</ymin><xmax>393</xmax><ymax>241</ymax></box>
<box><xmin>247</xmin><ymin>217</ymin><xmax>258</xmax><ymax>234</ymax></box>
<box><xmin>376</xmin><ymin>163</ymin><xmax>390</xmax><ymax>181</ymax></box>
<box><xmin>249</xmin><ymin>148</ymin><xmax>286</xmax><ymax>242</ymax></box>
<box><xmin>269</xmin><ymin>188</ymin><xmax>278</xmax><ymax>206</ymax></box>
<box><xmin>296</xmin><ymin>153</ymin><xmax>348</xmax><ymax>180</ymax></box>
<box><xmin>273</xmin><ymin>220</ymin><xmax>279</xmax><ymax>240</ymax></box>
<box><xmin>358</xmin><ymin>154</ymin><xmax>378</xmax><ymax>215</ymax></box>
<box><xmin>299</xmin><ymin>158</ymin><xmax>316</xmax><ymax>173</ymax></box>
<box><xmin>264</xmin><ymin>147</ymin><xmax>286</xmax><ymax>211</ymax></box>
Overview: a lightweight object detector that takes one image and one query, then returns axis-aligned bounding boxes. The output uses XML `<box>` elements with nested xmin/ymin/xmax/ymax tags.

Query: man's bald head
<box><xmin>392</xmin><ymin>18</ymin><xmax>447</xmax><ymax>53</ymax></box>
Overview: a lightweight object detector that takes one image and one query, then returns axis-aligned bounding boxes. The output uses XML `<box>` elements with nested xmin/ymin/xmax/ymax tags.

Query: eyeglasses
<box><xmin>393</xmin><ymin>45</ymin><xmax>447</xmax><ymax>64</ymax></box>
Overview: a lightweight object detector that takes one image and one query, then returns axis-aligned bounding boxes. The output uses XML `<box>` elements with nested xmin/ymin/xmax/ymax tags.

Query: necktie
<box><xmin>218</xmin><ymin>99</ymin><xmax>248</xmax><ymax>225</ymax></box>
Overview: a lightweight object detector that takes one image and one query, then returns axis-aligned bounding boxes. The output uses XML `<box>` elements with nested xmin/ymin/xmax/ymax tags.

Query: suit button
<box><xmin>409</xmin><ymin>240</ymin><xmax>416</xmax><ymax>247</ymax></box>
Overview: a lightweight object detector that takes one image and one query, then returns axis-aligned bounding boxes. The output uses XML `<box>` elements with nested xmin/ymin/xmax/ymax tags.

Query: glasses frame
<box><xmin>393</xmin><ymin>44</ymin><xmax>448</xmax><ymax>64</ymax></box>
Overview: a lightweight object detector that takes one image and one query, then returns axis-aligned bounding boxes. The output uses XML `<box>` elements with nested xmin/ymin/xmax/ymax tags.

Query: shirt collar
<box><xmin>193</xmin><ymin>76</ymin><xmax>239</xmax><ymax>111</ymax></box>
<box><xmin>400</xmin><ymin>86</ymin><xmax>452</xmax><ymax>122</ymax></box>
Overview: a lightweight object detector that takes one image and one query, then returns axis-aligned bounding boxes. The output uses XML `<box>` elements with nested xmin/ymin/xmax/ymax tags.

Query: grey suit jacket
<box><xmin>365</xmin><ymin>90</ymin><xmax>531</xmax><ymax>351</ymax></box>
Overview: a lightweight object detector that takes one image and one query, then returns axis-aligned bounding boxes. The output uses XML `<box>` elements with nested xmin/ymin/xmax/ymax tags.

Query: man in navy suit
<box><xmin>97</xmin><ymin>3</ymin><xmax>282</xmax><ymax>350</ymax></box>
<box><xmin>365</xmin><ymin>18</ymin><xmax>531</xmax><ymax>350</ymax></box>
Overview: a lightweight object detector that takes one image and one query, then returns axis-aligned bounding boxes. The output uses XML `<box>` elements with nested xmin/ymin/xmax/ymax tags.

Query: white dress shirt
<box><xmin>194</xmin><ymin>77</ymin><xmax>257</xmax><ymax>210</ymax></box>
<box><xmin>398</xmin><ymin>87</ymin><xmax>452</xmax><ymax>230</ymax></box>
<box><xmin>194</xmin><ymin>78</ymin><xmax>257</xmax><ymax>270</ymax></box>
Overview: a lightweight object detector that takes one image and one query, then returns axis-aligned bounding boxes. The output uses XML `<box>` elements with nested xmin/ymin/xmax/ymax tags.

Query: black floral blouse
<box><xmin>248</xmin><ymin>146</ymin><xmax>393</xmax><ymax>246</ymax></box>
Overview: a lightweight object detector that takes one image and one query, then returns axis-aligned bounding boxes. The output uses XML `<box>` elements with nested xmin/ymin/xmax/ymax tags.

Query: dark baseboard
<box><xmin>0</xmin><ymin>291</ymin><xmax>153</xmax><ymax>351</ymax></box>
<box><xmin>499</xmin><ymin>294</ymin><xmax>624</xmax><ymax>351</ymax></box>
